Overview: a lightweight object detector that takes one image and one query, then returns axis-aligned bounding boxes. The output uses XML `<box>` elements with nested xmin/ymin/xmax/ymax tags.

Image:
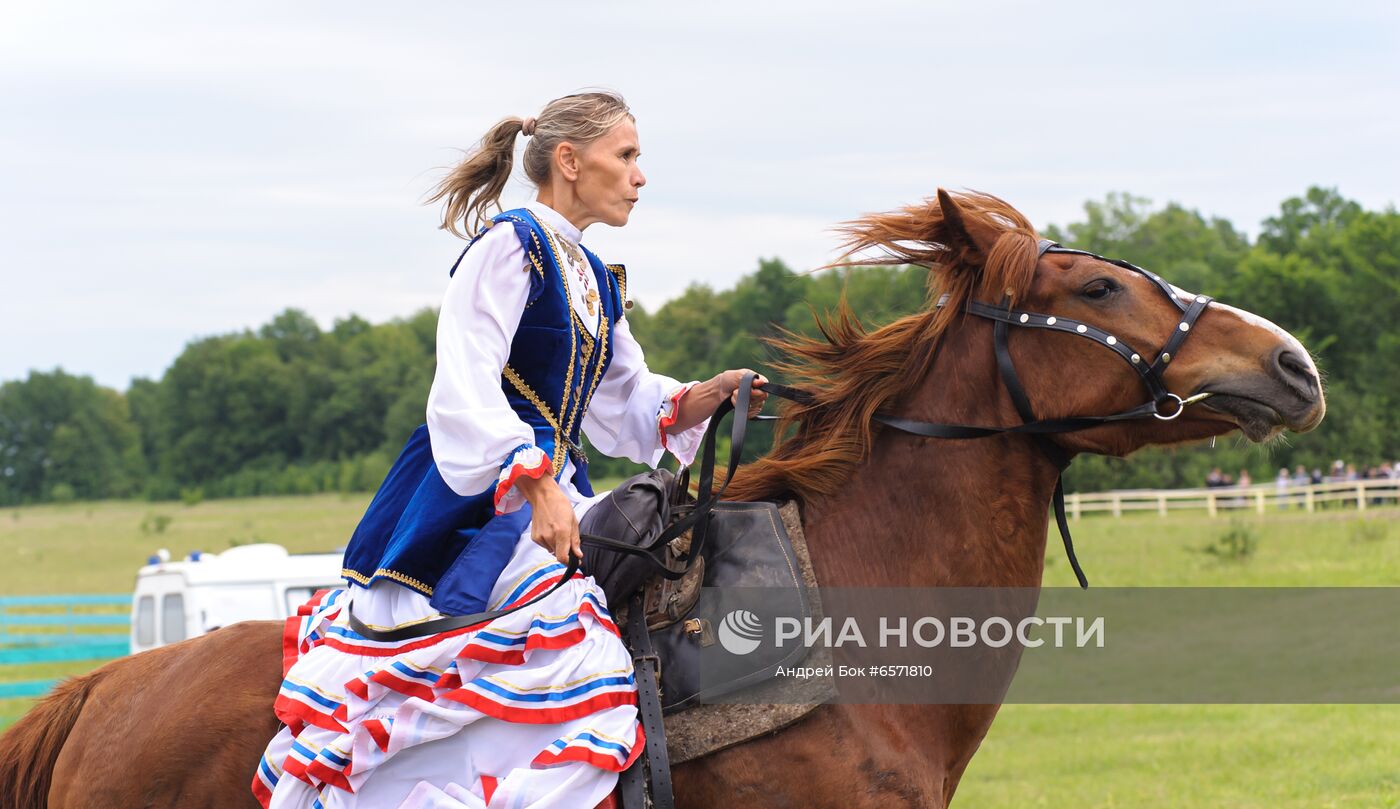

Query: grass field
<box><xmin>0</xmin><ymin>493</ymin><xmax>375</xmax><ymax>595</ymax></box>
<box><xmin>2</xmin><ymin>495</ymin><xmax>1398</xmax><ymax>805</ymax></box>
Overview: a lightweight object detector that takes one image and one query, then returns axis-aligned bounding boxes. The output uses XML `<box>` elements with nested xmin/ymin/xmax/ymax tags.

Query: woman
<box><xmin>253</xmin><ymin>91</ymin><xmax>767</xmax><ymax>808</ymax></box>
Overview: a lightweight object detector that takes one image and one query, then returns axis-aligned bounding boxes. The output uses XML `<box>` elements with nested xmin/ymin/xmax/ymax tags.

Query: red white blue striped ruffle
<box><xmin>494</xmin><ymin>444</ymin><xmax>552</xmax><ymax>515</ymax></box>
<box><xmin>254</xmin><ymin>557</ymin><xmax>640</xmax><ymax>808</ymax></box>
<box><xmin>532</xmin><ymin>725</ymin><xmax>646</xmax><ymax>772</ymax></box>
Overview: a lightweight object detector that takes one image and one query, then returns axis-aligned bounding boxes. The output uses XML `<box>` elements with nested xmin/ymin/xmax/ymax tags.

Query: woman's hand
<box><xmin>715</xmin><ymin>368</ymin><xmax>769</xmax><ymax>419</ymax></box>
<box><xmin>664</xmin><ymin>369</ymin><xmax>770</xmax><ymax>434</ymax></box>
<box><xmin>515</xmin><ymin>475</ymin><xmax>581</xmax><ymax>565</ymax></box>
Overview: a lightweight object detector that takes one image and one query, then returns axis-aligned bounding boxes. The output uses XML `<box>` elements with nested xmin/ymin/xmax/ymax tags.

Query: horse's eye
<box><xmin>1082</xmin><ymin>279</ymin><xmax>1116</xmax><ymax>300</ymax></box>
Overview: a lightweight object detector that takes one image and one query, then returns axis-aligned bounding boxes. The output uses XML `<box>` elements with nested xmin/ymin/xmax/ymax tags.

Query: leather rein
<box><xmin>761</xmin><ymin>238</ymin><xmax>1215</xmax><ymax>588</ymax></box>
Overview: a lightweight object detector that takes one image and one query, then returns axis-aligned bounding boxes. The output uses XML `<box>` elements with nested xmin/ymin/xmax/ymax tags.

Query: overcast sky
<box><xmin>3</xmin><ymin>1</ymin><xmax>1397</xmax><ymax>390</ymax></box>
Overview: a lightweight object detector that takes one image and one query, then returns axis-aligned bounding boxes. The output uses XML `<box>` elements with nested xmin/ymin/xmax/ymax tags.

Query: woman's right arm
<box><xmin>427</xmin><ymin>225</ymin><xmax>580</xmax><ymax>564</ymax></box>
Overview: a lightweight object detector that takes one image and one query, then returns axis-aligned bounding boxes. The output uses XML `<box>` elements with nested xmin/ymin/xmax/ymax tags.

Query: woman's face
<box><xmin>570</xmin><ymin>119</ymin><xmax>646</xmax><ymax>228</ymax></box>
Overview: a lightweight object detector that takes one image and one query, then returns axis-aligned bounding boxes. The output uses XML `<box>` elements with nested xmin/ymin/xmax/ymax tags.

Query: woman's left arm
<box><xmin>582</xmin><ymin>317</ymin><xmax>767</xmax><ymax>467</ymax></box>
<box><xmin>665</xmin><ymin>368</ymin><xmax>769</xmax><ymax>432</ymax></box>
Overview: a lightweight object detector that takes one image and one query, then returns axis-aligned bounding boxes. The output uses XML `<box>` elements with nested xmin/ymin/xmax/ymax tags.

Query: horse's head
<box><xmin>724</xmin><ymin>189</ymin><xmax>1326</xmax><ymax>505</ymax></box>
<box><xmin>915</xmin><ymin>189</ymin><xmax>1325</xmax><ymax>455</ymax></box>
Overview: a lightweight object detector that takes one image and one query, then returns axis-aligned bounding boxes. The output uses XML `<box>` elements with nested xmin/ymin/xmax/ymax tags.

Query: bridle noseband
<box><xmin>964</xmin><ymin>239</ymin><xmax>1213</xmax><ymax>422</ymax></box>
<box><xmin>763</xmin><ymin>239</ymin><xmax>1216</xmax><ymax>588</ymax></box>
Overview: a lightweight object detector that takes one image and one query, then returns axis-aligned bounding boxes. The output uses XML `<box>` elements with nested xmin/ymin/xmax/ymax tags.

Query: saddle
<box><xmin>582</xmin><ymin>468</ymin><xmax>815</xmax><ymax>710</ymax></box>
<box><xmin>577</xmin><ymin>375</ymin><xmax>827</xmax><ymax>809</ymax></box>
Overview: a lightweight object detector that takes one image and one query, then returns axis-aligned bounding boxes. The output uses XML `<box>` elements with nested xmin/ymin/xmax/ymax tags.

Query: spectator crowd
<box><xmin>1205</xmin><ymin>460</ymin><xmax>1398</xmax><ymax>490</ymax></box>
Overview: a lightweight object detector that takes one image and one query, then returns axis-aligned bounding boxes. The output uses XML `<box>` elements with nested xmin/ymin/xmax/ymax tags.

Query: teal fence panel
<box><xmin>0</xmin><ymin>632</ymin><xmax>128</xmax><ymax>647</ymax></box>
<box><xmin>0</xmin><ymin>679</ymin><xmax>59</xmax><ymax>699</ymax></box>
<box><xmin>1</xmin><ymin>594</ymin><xmax>131</xmax><ymax>702</ymax></box>
<box><xmin>0</xmin><ymin>594</ymin><xmax>130</xmax><ymax>643</ymax></box>
<box><xmin>0</xmin><ymin>642</ymin><xmax>131</xmax><ymax>665</ymax></box>
<box><xmin>0</xmin><ymin>595</ymin><xmax>131</xmax><ymax>607</ymax></box>
<box><xmin>0</xmin><ymin>613</ymin><xmax>130</xmax><ymax>627</ymax></box>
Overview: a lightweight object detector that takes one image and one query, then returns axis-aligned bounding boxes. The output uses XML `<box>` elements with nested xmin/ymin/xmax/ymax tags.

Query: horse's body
<box><xmin>1</xmin><ymin>190</ymin><xmax>1325</xmax><ymax>808</ymax></box>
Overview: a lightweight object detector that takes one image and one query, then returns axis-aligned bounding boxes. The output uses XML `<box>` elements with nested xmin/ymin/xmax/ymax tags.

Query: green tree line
<box><xmin>1</xmin><ymin>187</ymin><xmax>1395</xmax><ymax>506</ymax></box>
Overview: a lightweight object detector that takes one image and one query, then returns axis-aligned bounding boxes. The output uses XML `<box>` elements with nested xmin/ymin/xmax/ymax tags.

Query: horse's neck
<box><xmin>803</xmin><ymin>320</ymin><xmax>1062</xmax><ymax>588</ymax></box>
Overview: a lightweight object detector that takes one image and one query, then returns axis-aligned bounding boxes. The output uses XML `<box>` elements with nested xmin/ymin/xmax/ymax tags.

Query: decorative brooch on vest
<box><xmin>542</xmin><ymin>221</ymin><xmax>600</xmax><ymax>316</ymax></box>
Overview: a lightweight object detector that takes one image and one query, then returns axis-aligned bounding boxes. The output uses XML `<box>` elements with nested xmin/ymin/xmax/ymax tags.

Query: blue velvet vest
<box><xmin>340</xmin><ymin>208</ymin><xmax>628</xmax><ymax>614</ymax></box>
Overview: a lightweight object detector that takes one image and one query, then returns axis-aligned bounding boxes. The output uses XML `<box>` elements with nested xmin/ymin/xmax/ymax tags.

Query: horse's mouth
<box><xmin>1199</xmin><ymin>393</ymin><xmax>1285</xmax><ymax>442</ymax></box>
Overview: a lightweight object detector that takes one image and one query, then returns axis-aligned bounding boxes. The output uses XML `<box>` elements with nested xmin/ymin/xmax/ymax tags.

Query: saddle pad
<box><xmin>651</xmin><ymin>499</ymin><xmax>812</xmax><ymax>713</ymax></box>
<box><xmin>663</xmin><ymin>501</ymin><xmax>836</xmax><ymax>764</ymax></box>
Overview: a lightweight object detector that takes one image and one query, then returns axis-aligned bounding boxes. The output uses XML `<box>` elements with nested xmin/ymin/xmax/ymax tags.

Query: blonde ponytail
<box><xmin>426</xmin><ymin>117</ymin><xmax>526</xmax><ymax>239</ymax></box>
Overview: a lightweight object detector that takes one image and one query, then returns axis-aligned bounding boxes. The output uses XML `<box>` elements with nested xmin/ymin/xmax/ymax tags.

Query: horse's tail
<box><xmin>0</xmin><ymin>669</ymin><xmax>104</xmax><ymax>809</ymax></box>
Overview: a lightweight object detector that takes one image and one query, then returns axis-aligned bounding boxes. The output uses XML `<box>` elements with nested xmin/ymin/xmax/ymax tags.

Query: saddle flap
<box><xmin>650</xmin><ymin>500</ymin><xmax>813</xmax><ymax>713</ymax></box>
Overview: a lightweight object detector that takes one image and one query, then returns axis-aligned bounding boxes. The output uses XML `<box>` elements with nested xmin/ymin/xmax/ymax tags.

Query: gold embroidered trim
<box><xmin>606</xmin><ymin>263</ymin><xmax>628</xmax><ymax>309</ymax></box>
<box><xmin>562</xmin><ymin>268</ymin><xmax>612</xmax><ymax>456</ymax></box>
<box><xmin>560</xmin><ymin>321</ymin><xmax>593</xmax><ymax>453</ymax></box>
<box><xmin>572</xmin><ymin>308</ymin><xmax>596</xmax><ymax>359</ymax></box>
<box><xmin>503</xmin><ymin>365</ymin><xmax>566</xmax><ymax>476</ymax></box>
<box><xmin>497</xmin><ymin>213</ymin><xmax>548</xmax><ymax>309</ymax></box>
<box><xmin>503</xmin><ymin>366</ymin><xmax>560</xmax><ymax>430</ymax></box>
<box><xmin>498</xmin><ymin>214</ymin><xmax>547</xmax><ymax>282</ymax></box>
<box><xmin>532</xmin><ymin>213</ymin><xmax>579</xmax><ymax>473</ymax></box>
<box><xmin>341</xmin><ymin>567</ymin><xmax>434</xmax><ymax>596</ymax></box>
<box><xmin>577</xmin><ymin>303</ymin><xmax>611</xmax><ymax>422</ymax></box>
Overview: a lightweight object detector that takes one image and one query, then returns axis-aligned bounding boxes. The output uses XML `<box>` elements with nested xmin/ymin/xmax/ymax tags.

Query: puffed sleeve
<box><xmin>427</xmin><ymin>224</ymin><xmax>552</xmax><ymax>513</ymax></box>
<box><xmin>582</xmin><ymin>315</ymin><xmax>710</xmax><ymax>468</ymax></box>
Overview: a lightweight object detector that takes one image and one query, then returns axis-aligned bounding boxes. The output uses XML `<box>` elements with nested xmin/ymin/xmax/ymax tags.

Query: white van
<box><xmin>131</xmin><ymin>544</ymin><xmax>344</xmax><ymax>653</ymax></box>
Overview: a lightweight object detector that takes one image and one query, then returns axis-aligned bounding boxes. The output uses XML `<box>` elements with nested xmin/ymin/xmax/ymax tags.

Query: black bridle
<box><xmin>763</xmin><ymin>239</ymin><xmax>1215</xmax><ymax>588</ymax></box>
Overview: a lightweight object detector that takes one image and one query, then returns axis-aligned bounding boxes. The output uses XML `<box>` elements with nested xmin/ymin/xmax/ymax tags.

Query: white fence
<box><xmin>1067</xmin><ymin>477</ymin><xmax>1400</xmax><ymax>519</ymax></box>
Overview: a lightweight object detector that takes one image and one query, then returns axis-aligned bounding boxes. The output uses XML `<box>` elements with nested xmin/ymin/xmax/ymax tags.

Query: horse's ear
<box><xmin>936</xmin><ymin>188</ymin><xmax>999</xmax><ymax>268</ymax></box>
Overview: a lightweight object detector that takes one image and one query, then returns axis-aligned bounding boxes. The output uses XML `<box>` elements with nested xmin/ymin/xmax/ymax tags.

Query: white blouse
<box><xmin>426</xmin><ymin>201</ymin><xmax>709</xmax><ymax>515</ymax></box>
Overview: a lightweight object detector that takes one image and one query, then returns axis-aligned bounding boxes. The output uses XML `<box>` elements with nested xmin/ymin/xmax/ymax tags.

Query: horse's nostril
<box><xmin>1273</xmin><ymin>349</ymin><xmax>1316</xmax><ymax>394</ymax></box>
<box><xmin>1279</xmin><ymin>351</ymin><xmax>1309</xmax><ymax>377</ymax></box>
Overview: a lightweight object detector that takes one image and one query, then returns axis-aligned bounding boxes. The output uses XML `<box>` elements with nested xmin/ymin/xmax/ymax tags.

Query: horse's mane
<box><xmin>724</xmin><ymin>190</ymin><xmax>1040</xmax><ymax>503</ymax></box>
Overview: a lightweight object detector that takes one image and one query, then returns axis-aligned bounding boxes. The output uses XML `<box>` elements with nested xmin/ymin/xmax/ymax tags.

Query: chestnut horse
<box><xmin>1</xmin><ymin>190</ymin><xmax>1324</xmax><ymax>808</ymax></box>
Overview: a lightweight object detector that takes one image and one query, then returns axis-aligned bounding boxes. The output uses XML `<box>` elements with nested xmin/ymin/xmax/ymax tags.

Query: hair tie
<box><xmin>521</xmin><ymin>116</ymin><xmax>537</xmax><ymax>137</ymax></box>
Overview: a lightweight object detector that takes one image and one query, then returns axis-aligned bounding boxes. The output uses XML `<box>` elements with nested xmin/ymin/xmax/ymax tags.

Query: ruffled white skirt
<box><xmin>253</xmin><ymin>529</ymin><xmax>640</xmax><ymax>809</ymax></box>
